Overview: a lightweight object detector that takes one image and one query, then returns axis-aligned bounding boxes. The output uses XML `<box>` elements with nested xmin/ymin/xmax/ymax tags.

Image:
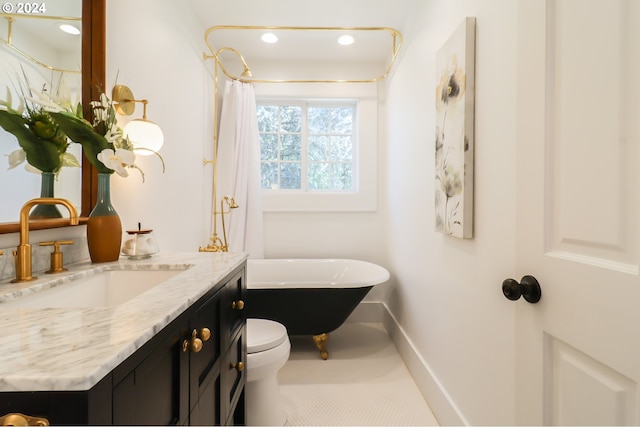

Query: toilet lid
<box><xmin>247</xmin><ymin>318</ymin><xmax>288</xmax><ymax>353</ymax></box>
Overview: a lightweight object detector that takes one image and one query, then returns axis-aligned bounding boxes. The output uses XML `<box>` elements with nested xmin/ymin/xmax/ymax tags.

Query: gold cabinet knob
<box><xmin>231</xmin><ymin>300</ymin><xmax>245</xmax><ymax>310</ymax></box>
<box><xmin>199</xmin><ymin>327</ymin><xmax>211</xmax><ymax>342</ymax></box>
<box><xmin>231</xmin><ymin>361</ymin><xmax>245</xmax><ymax>372</ymax></box>
<box><xmin>191</xmin><ymin>337</ymin><xmax>203</xmax><ymax>353</ymax></box>
<box><xmin>183</xmin><ymin>330</ymin><xmax>203</xmax><ymax>353</ymax></box>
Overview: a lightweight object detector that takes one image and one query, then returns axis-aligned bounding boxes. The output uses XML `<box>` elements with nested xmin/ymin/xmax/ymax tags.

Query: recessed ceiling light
<box><xmin>59</xmin><ymin>24</ymin><xmax>80</xmax><ymax>35</ymax></box>
<box><xmin>338</xmin><ymin>34</ymin><xmax>355</xmax><ymax>46</ymax></box>
<box><xmin>261</xmin><ymin>33</ymin><xmax>278</xmax><ymax>44</ymax></box>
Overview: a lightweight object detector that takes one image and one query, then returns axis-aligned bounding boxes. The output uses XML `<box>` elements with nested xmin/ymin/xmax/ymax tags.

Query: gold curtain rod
<box><xmin>203</xmin><ymin>25</ymin><xmax>403</xmax><ymax>84</ymax></box>
<box><xmin>1</xmin><ymin>14</ymin><xmax>81</xmax><ymax>74</ymax></box>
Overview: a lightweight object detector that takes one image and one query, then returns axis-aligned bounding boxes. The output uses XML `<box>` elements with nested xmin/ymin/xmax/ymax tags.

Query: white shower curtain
<box><xmin>216</xmin><ymin>80</ymin><xmax>264</xmax><ymax>258</ymax></box>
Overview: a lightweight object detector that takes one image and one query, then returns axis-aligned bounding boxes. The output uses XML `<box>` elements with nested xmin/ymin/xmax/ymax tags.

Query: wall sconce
<box><xmin>112</xmin><ymin>85</ymin><xmax>164</xmax><ymax>155</ymax></box>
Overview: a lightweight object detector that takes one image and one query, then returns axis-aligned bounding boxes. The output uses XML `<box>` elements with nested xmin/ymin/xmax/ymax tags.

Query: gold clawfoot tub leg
<box><xmin>313</xmin><ymin>333</ymin><xmax>329</xmax><ymax>360</ymax></box>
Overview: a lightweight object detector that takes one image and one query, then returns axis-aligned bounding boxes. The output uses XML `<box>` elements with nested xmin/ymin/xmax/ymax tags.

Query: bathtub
<box><xmin>245</xmin><ymin>259</ymin><xmax>390</xmax><ymax>359</ymax></box>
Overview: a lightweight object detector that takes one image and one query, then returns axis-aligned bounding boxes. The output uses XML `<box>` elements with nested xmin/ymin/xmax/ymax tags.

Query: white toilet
<box><xmin>246</xmin><ymin>318</ymin><xmax>291</xmax><ymax>426</ymax></box>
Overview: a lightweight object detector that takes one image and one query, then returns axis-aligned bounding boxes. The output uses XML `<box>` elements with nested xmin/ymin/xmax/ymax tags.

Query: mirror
<box><xmin>0</xmin><ymin>0</ymin><xmax>104</xmax><ymax>233</ymax></box>
<box><xmin>0</xmin><ymin>1</ymin><xmax>82</xmax><ymax>223</ymax></box>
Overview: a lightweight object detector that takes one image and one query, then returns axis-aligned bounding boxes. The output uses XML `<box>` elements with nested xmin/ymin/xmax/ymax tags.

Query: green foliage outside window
<box><xmin>257</xmin><ymin>102</ymin><xmax>355</xmax><ymax>191</ymax></box>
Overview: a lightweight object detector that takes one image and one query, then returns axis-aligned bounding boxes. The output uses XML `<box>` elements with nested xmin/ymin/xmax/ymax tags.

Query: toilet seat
<box><xmin>247</xmin><ymin>318</ymin><xmax>288</xmax><ymax>353</ymax></box>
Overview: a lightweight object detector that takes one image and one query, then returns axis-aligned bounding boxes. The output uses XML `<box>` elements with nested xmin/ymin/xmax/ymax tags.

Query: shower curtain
<box><xmin>216</xmin><ymin>80</ymin><xmax>264</xmax><ymax>258</ymax></box>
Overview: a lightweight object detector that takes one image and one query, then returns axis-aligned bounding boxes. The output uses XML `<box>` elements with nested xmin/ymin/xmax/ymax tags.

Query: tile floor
<box><xmin>278</xmin><ymin>322</ymin><xmax>440</xmax><ymax>426</ymax></box>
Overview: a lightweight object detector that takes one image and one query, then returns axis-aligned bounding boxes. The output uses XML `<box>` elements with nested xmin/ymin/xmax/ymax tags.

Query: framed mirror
<box><xmin>0</xmin><ymin>0</ymin><xmax>104</xmax><ymax>234</ymax></box>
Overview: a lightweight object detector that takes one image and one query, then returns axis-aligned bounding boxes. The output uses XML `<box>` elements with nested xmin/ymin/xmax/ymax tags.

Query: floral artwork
<box><xmin>435</xmin><ymin>18</ymin><xmax>475</xmax><ymax>239</ymax></box>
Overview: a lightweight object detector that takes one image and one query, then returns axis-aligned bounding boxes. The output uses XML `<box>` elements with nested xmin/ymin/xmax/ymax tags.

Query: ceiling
<box><xmin>1</xmin><ymin>1</ymin><xmax>420</xmax><ymax>82</ymax></box>
<box><xmin>189</xmin><ymin>0</ymin><xmax>420</xmax><ymax>81</ymax></box>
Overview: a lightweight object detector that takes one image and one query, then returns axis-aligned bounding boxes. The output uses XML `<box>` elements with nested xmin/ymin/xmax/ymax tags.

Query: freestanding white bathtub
<box><xmin>245</xmin><ymin>259</ymin><xmax>390</xmax><ymax>359</ymax></box>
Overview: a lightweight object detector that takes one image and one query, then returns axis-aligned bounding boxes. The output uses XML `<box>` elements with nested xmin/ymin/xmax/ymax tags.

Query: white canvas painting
<box><xmin>435</xmin><ymin>17</ymin><xmax>476</xmax><ymax>239</ymax></box>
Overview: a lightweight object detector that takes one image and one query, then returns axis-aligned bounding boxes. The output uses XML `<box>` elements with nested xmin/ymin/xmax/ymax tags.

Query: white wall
<box><xmin>254</xmin><ymin>81</ymin><xmax>388</xmax><ymax>270</ymax></box>
<box><xmin>106</xmin><ymin>0</ymin><xmax>214</xmax><ymax>252</ymax></box>
<box><xmin>382</xmin><ymin>0</ymin><xmax>518</xmax><ymax>424</ymax></box>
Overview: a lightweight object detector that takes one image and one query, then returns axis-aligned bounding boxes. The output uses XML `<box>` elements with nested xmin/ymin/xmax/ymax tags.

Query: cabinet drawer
<box><xmin>189</xmin><ymin>291</ymin><xmax>221</xmax><ymax>408</ymax></box>
<box><xmin>221</xmin><ymin>325</ymin><xmax>246</xmax><ymax>421</ymax></box>
<box><xmin>221</xmin><ymin>269</ymin><xmax>246</xmax><ymax>350</ymax></box>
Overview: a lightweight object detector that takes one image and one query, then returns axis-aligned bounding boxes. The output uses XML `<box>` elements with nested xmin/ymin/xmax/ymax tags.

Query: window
<box><xmin>257</xmin><ymin>101</ymin><xmax>356</xmax><ymax>192</ymax></box>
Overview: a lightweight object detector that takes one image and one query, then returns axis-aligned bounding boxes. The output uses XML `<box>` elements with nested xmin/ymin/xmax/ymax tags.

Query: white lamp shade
<box><xmin>124</xmin><ymin>119</ymin><xmax>164</xmax><ymax>155</ymax></box>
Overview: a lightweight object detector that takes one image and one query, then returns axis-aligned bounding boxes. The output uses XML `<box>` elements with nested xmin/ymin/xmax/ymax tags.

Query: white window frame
<box><xmin>258</xmin><ymin>100</ymin><xmax>358</xmax><ymax>192</ymax></box>
<box><xmin>256</xmin><ymin>84</ymin><xmax>378</xmax><ymax>212</ymax></box>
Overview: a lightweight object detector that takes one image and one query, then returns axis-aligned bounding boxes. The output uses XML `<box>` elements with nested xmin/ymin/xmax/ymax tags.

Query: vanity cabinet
<box><xmin>0</xmin><ymin>263</ymin><xmax>246</xmax><ymax>426</ymax></box>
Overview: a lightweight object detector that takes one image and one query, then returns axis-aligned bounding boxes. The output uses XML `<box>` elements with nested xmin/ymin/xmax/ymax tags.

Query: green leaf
<box><xmin>61</xmin><ymin>152</ymin><xmax>81</xmax><ymax>168</ymax></box>
<box><xmin>49</xmin><ymin>111</ymin><xmax>112</xmax><ymax>174</ymax></box>
<box><xmin>75</xmin><ymin>101</ymin><xmax>83</xmax><ymax>119</ymax></box>
<box><xmin>0</xmin><ymin>110</ymin><xmax>61</xmax><ymax>172</ymax></box>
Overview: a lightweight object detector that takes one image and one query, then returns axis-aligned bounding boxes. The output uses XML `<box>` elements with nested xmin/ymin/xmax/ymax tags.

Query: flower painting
<box><xmin>435</xmin><ymin>17</ymin><xmax>475</xmax><ymax>239</ymax></box>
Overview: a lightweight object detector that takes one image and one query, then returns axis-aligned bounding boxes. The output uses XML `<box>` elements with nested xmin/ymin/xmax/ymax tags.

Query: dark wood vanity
<box><xmin>0</xmin><ymin>263</ymin><xmax>247</xmax><ymax>426</ymax></box>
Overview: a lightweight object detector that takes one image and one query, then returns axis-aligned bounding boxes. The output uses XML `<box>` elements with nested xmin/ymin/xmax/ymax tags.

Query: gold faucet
<box><xmin>12</xmin><ymin>198</ymin><xmax>79</xmax><ymax>283</ymax></box>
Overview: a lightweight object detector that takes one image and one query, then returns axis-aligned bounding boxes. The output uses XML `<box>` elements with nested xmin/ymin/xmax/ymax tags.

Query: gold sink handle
<box><xmin>39</xmin><ymin>240</ymin><xmax>74</xmax><ymax>274</ymax></box>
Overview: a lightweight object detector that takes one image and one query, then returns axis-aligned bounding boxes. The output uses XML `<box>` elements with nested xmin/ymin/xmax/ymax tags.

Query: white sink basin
<box><xmin>0</xmin><ymin>268</ymin><xmax>189</xmax><ymax>309</ymax></box>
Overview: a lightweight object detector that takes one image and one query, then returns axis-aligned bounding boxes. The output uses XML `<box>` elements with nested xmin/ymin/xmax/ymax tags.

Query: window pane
<box><xmin>332</xmin><ymin>163</ymin><xmax>352</xmax><ymax>190</ymax></box>
<box><xmin>308</xmin><ymin>135</ymin><xmax>329</xmax><ymax>161</ymax></box>
<box><xmin>261</xmin><ymin>162</ymin><xmax>278</xmax><ymax>189</ymax></box>
<box><xmin>280</xmin><ymin>106</ymin><xmax>302</xmax><ymax>133</ymax></box>
<box><xmin>280</xmin><ymin>163</ymin><xmax>301</xmax><ymax>189</ymax></box>
<box><xmin>257</xmin><ymin>105</ymin><xmax>278</xmax><ymax>132</ymax></box>
<box><xmin>281</xmin><ymin>134</ymin><xmax>301</xmax><ymax>160</ymax></box>
<box><xmin>309</xmin><ymin>162</ymin><xmax>330</xmax><ymax>190</ymax></box>
<box><xmin>260</xmin><ymin>134</ymin><xmax>278</xmax><ymax>160</ymax></box>
<box><xmin>332</xmin><ymin>107</ymin><xmax>353</xmax><ymax>134</ymax></box>
<box><xmin>308</xmin><ymin>107</ymin><xmax>330</xmax><ymax>134</ymax></box>
<box><xmin>257</xmin><ymin>102</ymin><xmax>356</xmax><ymax>193</ymax></box>
<box><xmin>331</xmin><ymin>135</ymin><xmax>352</xmax><ymax>161</ymax></box>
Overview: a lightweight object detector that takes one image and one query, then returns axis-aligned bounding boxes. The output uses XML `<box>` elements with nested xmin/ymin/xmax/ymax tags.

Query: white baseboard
<box><xmin>348</xmin><ymin>301</ymin><xmax>468</xmax><ymax>426</ymax></box>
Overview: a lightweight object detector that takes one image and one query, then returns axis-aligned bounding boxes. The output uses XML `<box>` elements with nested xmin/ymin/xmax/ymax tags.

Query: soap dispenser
<box><xmin>121</xmin><ymin>223</ymin><xmax>159</xmax><ymax>259</ymax></box>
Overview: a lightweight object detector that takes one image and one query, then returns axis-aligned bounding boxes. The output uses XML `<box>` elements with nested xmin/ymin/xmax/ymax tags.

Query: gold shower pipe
<box><xmin>203</xmin><ymin>25</ymin><xmax>403</xmax><ymax>84</ymax></box>
<box><xmin>200</xmin><ymin>46</ymin><xmax>242</xmax><ymax>252</ymax></box>
<box><xmin>1</xmin><ymin>13</ymin><xmax>81</xmax><ymax>74</ymax></box>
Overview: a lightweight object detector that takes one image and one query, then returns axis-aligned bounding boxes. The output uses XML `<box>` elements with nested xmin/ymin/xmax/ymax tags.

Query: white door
<box><xmin>515</xmin><ymin>0</ymin><xmax>640</xmax><ymax>424</ymax></box>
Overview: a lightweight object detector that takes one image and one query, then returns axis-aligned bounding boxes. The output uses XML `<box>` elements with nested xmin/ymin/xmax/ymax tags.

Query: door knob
<box><xmin>502</xmin><ymin>275</ymin><xmax>541</xmax><ymax>303</ymax></box>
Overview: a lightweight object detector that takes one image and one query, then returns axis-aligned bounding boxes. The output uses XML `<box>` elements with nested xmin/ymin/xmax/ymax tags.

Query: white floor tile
<box><xmin>278</xmin><ymin>322</ymin><xmax>439</xmax><ymax>426</ymax></box>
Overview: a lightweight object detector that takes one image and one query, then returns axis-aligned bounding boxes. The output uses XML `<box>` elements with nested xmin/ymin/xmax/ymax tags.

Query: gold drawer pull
<box><xmin>231</xmin><ymin>361</ymin><xmax>245</xmax><ymax>372</ymax></box>
<box><xmin>182</xmin><ymin>328</ymin><xmax>212</xmax><ymax>352</ymax></box>
<box><xmin>199</xmin><ymin>327</ymin><xmax>211</xmax><ymax>342</ymax></box>
<box><xmin>231</xmin><ymin>300</ymin><xmax>245</xmax><ymax>310</ymax></box>
<box><xmin>0</xmin><ymin>413</ymin><xmax>49</xmax><ymax>426</ymax></box>
<box><xmin>183</xmin><ymin>330</ymin><xmax>203</xmax><ymax>353</ymax></box>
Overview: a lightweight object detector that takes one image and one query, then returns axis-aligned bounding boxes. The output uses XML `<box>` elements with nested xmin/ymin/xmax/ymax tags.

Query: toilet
<box><xmin>246</xmin><ymin>318</ymin><xmax>291</xmax><ymax>426</ymax></box>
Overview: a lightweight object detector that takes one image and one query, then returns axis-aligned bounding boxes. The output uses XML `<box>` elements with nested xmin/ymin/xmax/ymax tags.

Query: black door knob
<box><xmin>502</xmin><ymin>275</ymin><xmax>541</xmax><ymax>304</ymax></box>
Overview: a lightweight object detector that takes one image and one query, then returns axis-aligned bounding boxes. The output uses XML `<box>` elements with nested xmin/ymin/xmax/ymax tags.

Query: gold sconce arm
<box><xmin>112</xmin><ymin>85</ymin><xmax>164</xmax><ymax>154</ymax></box>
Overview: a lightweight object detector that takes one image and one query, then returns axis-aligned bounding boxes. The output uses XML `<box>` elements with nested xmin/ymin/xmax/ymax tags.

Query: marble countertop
<box><xmin>0</xmin><ymin>251</ymin><xmax>248</xmax><ymax>392</ymax></box>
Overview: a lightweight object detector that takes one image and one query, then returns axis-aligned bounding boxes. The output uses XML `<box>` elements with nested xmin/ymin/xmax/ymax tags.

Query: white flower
<box><xmin>97</xmin><ymin>148</ymin><xmax>136</xmax><ymax>177</ymax></box>
<box><xmin>24</xmin><ymin>162</ymin><xmax>41</xmax><ymax>175</ymax></box>
<box><xmin>6</xmin><ymin>149</ymin><xmax>26</xmax><ymax>169</ymax></box>
<box><xmin>105</xmin><ymin>126</ymin><xmax>123</xmax><ymax>145</ymax></box>
<box><xmin>24</xmin><ymin>87</ymin><xmax>64</xmax><ymax>112</ymax></box>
